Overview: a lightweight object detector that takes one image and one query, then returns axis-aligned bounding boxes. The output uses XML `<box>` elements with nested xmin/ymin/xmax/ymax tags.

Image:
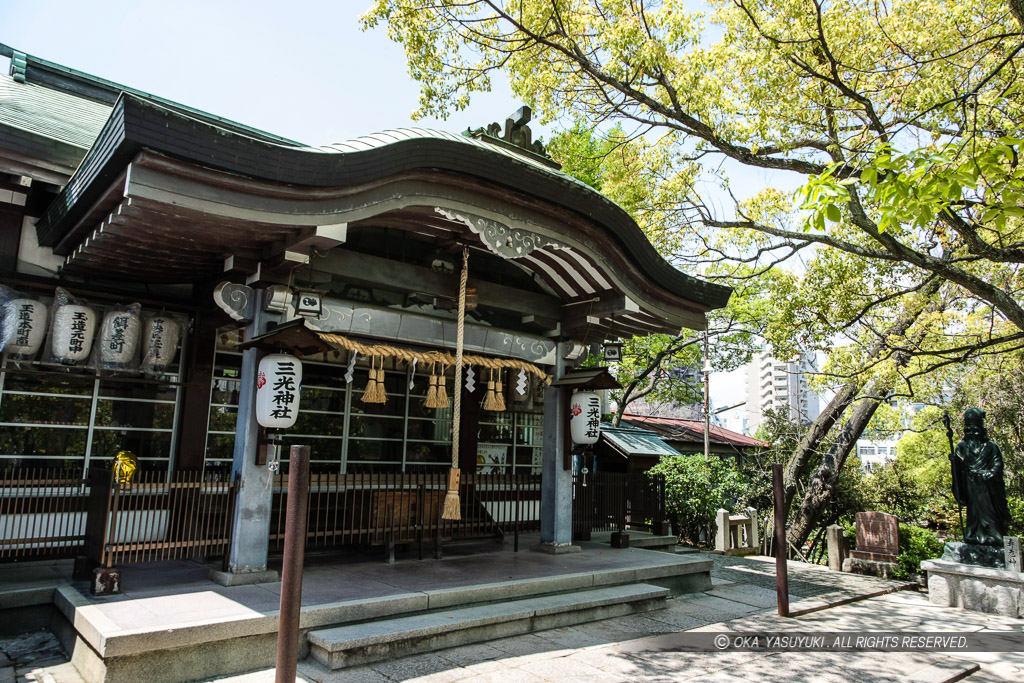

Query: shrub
<box><xmin>894</xmin><ymin>524</ymin><xmax>944</xmax><ymax>579</ymax></box>
<box><xmin>650</xmin><ymin>454</ymin><xmax>747</xmax><ymax>547</ymax></box>
<box><xmin>1008</xmin><ymin>496</ymin><xmax>1024</xmax><ymax>536</ymax></box>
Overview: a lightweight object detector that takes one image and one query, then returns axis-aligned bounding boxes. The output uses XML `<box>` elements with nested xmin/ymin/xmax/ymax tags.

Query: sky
<box><xmin>2</xmin><ymin>0</ymin><xmax>754</xmax><ymax>419</ymax></box>
<box><xmin>2</xmin><ymin>0</ymin><xmax>525</xmax><ymax>144</ymax></box>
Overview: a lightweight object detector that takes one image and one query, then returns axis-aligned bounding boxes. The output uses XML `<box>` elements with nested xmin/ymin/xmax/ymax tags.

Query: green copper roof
<box><xmin>0</xmin><ymin>43</ymin><xmax>304</xmax><ymax>148</ymax></box>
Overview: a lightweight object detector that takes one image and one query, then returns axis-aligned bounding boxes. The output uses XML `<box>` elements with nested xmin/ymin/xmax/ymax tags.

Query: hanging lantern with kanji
<box><xmin>2</xmin><ymin>298</ymin><xmax>48</xmax><ymax>356</ymax></box>
<box><xmin>51</xmin><ymin>304</ymin><xmax>97</xmax><ymax>364</ymax></box>
<box><xmin>99</xmin><ymin>308</ymin><xmax>141</xmax><ymax>368</ymax></box>
<box><xmin>256</xmin><ymin>353</ymin><xmax>302</xmax><ymax>428</ymax></box>
<box><xmin>569</xmin><ymin>390</ymin><xmax>602</xmax><ymax>445</ymax></box>
<box><xmin>142</xmin><ymin>316</ymin><xmax>182</xmax><ymax>370</ymax></box>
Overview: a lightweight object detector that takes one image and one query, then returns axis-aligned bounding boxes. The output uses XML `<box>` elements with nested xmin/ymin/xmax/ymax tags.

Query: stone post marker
<box><xmin>827</xmin><ymin>524</ymin><xmax>848</xmax><ymax>571</ymax></box>
<box><xmin>715</xmin><ymin>509</ymin><xmax>730</xmax><ymax>553</ymax></box>
<box><xmin>746</xmin><ymin>507</ymin><xmax>760</xmax><ymax>551</ymax></box>
<box><xmin>1006</xmin><ymin>536</ymin><xmax>1022</xmax><ymax>573</ymax></box>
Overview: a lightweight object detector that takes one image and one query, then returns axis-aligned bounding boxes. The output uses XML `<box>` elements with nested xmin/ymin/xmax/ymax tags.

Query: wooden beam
<box><xmin>316</xmin><ymin>248</ymin><xmax>563</xmax><ymax>319</ymax></box>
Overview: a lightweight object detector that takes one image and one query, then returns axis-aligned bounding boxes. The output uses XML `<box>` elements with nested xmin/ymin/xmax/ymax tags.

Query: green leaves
<box><xmin>650</xmin><ymin>454</ymin><xmax>748</xmax><ymax>546</ymax></box>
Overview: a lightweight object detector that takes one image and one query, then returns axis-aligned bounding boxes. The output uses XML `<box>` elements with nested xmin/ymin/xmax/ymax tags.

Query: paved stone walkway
<box><xmin>3</xmin><ymin>554</ymin><xmax>1020</xmax><ymax>682</ymax></box>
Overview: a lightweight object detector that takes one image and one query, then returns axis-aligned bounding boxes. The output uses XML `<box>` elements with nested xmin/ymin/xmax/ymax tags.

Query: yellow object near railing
<box><xmin>112</xmin><ymin>450</ymin><xmax>138</xmax><ymax>487</ymax></box>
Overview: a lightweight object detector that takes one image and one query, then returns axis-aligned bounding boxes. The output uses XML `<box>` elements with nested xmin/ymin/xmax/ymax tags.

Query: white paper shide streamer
<box><xmin>51</xmin><ymin>304</ymin><xmax>97</xmax><ymax>364</ymax></box>
<box><xmin>142</xmin><ymin>316</ymin><xmax>182</xmax><ymax>370</ymax></box>
<box><xmin>516</xmin><ymin>368</ymin><xmax>528</xmax><ymax>396</ymax></box>
<box><xmin>2</xmin><ymin>299</ymin><xmax>48</xmax><ymax>356</ymax></box>
<box><xmin>344</xmin><ymin>351</ymin><xmax>358</xmax><ymax>384</ymax></box>
<box><xmin>100</xmin><ymin>310</ymin><xmax>141</xmax><ymax>368</ymax></box>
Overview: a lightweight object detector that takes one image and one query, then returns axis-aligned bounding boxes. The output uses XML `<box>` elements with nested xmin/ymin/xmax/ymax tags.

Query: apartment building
<box><xmin>744</xmin><ymin>350</ymin><xmax>820</xmax><ymax>433</ymax></box>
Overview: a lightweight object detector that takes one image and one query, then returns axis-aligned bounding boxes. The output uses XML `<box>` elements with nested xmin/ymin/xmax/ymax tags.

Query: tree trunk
<box><xmin>786</xmin><ymin>380</ymin><xmax>889</xmax><ymax>549</ymax></box>
<box><xmin>781</xmin><ymin>277</ymin><xmax>942</xmax><ymax>511</ymax></box>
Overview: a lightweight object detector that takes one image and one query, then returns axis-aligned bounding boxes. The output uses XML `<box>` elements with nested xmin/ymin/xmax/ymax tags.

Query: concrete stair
<box><xmin>309</xmin><ymin>583</ymin><xmax>670</xmax><ymax>670</ymax></box>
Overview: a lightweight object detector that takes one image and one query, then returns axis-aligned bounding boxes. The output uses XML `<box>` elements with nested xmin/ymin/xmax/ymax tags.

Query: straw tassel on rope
<box><xmin>442</xmin><ymin>248</ymin><xmax>470</xmax><ymax>521</ymax></box>
<box><xmin>361</xmin><ymin>356</ymin><xmax>378</xmax><ymax>404</ymax></box>
<box><xmin>360</xmin><ymin>357</ymin><xmax>388</xmax><ymax>404</ymax></box>
<box><xmin>436</xmin><ymin>364</ymin><xmax>449</xmax><ymax>408</ymax></box>
<box><xmin>482</xmin><ymin>368</ymin><xmax>500</xmax><ymax>411</ymax></box>
<box><xmin>425</xmin><ymin>363</ymin><xmax>439</xmax><ymax>408</ymax></box>
<box><xmin>494</xmin><ymin>370</ymin><xmax>507</xmax><ymax>412</ymax></box>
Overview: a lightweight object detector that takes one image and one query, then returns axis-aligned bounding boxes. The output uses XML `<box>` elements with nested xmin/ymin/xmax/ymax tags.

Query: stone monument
<box><xmin>922</xmin><ymin>409</ymin><xmax>1023</xmax><ymax>617</ymax></box>
<box><xmin>842</xmin><ymin>512</ymin><xmax>899</xmax><ymax>578</ymax></box>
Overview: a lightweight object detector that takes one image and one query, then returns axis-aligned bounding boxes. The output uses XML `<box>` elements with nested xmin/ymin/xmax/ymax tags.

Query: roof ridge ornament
<box><xmin>463</xmin><ymin>105</ymin><xmax>560</xmax><ymax>169</ymax></box>
<box><xmin>10</xmin><ymin>50</ymin><xmax>27</xmax><ymax>83</ymax></box>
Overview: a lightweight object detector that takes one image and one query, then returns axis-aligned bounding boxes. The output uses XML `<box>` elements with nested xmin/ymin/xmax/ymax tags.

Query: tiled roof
<box><xmin>318</xmin><ymin>128</ymin><xmax>592</xmax><ymax>192</ymax></box>
<box><xmin>620</xmin><ymin>412</ymin><xmax>767</xmax><ymax>449</ymax></box>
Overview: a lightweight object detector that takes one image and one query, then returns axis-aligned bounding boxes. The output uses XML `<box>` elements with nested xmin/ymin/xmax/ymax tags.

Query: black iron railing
<box><xmin>572</xmin><ymin>471</ymin><xmax>666</xmax><ymax>540</ymax></box>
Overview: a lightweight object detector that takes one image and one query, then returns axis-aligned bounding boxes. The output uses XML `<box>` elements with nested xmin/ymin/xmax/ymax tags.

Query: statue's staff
<box><xmin>942</xmin><ymin>411</ymin><xmax>964</xmax><ymax>539</ymax></box>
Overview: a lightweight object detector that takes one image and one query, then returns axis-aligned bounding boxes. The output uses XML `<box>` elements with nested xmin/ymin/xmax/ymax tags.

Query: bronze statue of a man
<box><xmin>951</xmin><ymin>408</ymin><xmax>1012</xmax><ymax>547</ymax></box>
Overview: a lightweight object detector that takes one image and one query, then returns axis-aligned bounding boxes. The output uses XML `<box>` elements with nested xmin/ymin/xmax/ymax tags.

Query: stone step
<box><xmin>622</xmin><ymin>535</ymin><xmax>678</xmax><ymax>550</ymax></box>
<box><xmin>308</xmin><ymin>583</ymin><xmax>670</xmax><ymax>670</ymax></box>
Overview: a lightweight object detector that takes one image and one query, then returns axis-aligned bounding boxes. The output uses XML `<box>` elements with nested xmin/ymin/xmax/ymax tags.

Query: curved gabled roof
<box><xmin>35</xmin><ymin>94</ymin><xmax>730</xmax><ymax>317</ymax></box>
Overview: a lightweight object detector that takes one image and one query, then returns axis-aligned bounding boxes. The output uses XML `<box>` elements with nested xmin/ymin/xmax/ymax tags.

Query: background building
<box><xmin>744</xmin><ymin>349</ymin><xmax>820</xmax><ymax>434</ymax></box>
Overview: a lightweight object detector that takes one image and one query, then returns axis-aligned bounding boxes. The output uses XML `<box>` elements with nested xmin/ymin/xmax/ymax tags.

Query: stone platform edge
<box><xmin>921</xmin><ymin>559</ymin><xmax>1024</xmax><ymax>618</ymax></box>
<box><xmin>53</xmin><ymin>556</ymin><xmax>714</xmax><ymax>659</ymax></box>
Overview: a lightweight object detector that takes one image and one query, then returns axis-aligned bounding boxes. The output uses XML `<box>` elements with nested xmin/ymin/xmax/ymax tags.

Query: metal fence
<box><xmin>269</xmin><ymin>470</ymin><xmax>543</xmax><ymax>557</ymax></box>
<box><xmin>0</xmin><ymin>467</ymin><xmax>88</xmax><ymax>561</ymax></box>
<box><xmin>84</xmin><ymin>468</ymin><xmax>238</xmax><ymax>568</ymax></box>
<box><xmin>572</xmin><ymin>471</ymin><xmax>666</xmax><ymax>540</ymax></box>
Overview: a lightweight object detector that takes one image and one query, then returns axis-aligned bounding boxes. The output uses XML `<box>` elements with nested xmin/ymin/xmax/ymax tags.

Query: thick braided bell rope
<box><xmin>451</xmin><ymin>248</ymin><xmax>468</xmax><ymax>467</ymax></box>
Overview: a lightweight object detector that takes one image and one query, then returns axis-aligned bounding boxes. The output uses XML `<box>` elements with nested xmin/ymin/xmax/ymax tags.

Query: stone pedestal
<box><xmin>921</xmin><ymin>559</ymin><xmax>1024</xmax><ymax>618</ymax></box>
<box><xmin>842</xmin><ymin>556</ymin><xmax>898</xmax><ymax>579</ymax></box>
<box><xmin>940</xmin><ymin>541</ymin><xmax>1005</xmax><ymax>568</ymax></box>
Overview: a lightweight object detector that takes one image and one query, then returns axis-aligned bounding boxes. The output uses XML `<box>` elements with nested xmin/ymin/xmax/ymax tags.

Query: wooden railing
<box><xmin>269</xmin><ymin>470</ymin><xmax>543</xmax><ymax>557</ymax></box>
<box><xmin>0</xmin><ymin>467</ymin><xmax>87</xmax><ymax>561</ymax></box>
<box><xmin>2</xmin><ymin>465</ymin><xmax>666</xmax><ymax>566</ymax></box>
<box><xmin>572</xmin><ymin>471</ymin><xmax>667</xmax><ymax>541</ymax></box>
<box><xmin>84</xmin><ymin>468</ymin><xmax>238</xmax><ymax>568</ymax></box>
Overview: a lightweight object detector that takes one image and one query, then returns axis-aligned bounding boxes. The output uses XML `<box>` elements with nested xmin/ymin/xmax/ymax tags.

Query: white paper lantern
<box><xmin>142</xmin><ymin>316</ymin><xmax>181</xmax><ymax>368</ymax></box>
<box><xmin>51</xmin><ymin>305</ymin><xmax>97</xmax><ymax>364</ymax></box>
<box><xmin>256</xmin><ymin>353</ymin><xmax>302</xmax><ymax>429</ymax></box>
<box><xmin>569</xmin><ymin>391</ymin><xmax>602</xmax><ymax>445</ymax></box>
<box><xmin>2</xmin><ymin>299</ymin><xmax>48</xmax><ymax>356</ymax></box>
<box><xmin>99</xmin><ymin>310</ymin><xmax>141</xmax><ymax>367</ymax></box>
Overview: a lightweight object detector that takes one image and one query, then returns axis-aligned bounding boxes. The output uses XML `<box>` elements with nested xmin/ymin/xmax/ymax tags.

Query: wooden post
<box><xmin>772</xmin><ymin>464</ymin><xmax>790</xmax><ymax>617</ymax></box>
<box><xmin>276</xmin><ymin>445</ymin><xmax>309</xmax><ymax>683</ymax></box>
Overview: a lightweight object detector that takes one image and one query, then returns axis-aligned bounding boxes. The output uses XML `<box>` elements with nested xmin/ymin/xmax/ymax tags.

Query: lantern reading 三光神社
<box><xmin>142</xmin><ymin>316</ymin><xmax>181</xmax><ymax>369</ymax></box>
<box><xmin>51</xmin><ymin>304</ymin><xmax>97</xmax><ymax>364</ymax></box>
<box><xmin>569</xmin><ymin>391</ymin><xmax>602</xmax><ymax>445</ymax></box>
<box><xmin>256</xmin><ymin>353</ymin><xmax>302</xmax><ymax>429</ymax></box>
<box><xmin>99</xmin><ymin>310</ymin><xmax>141</xmax><ymax>368</ymax></box>
<box><xmin>2</xmin><ymin>299</ymin><xmax>48</xmax><ymax>356</ymax></box>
